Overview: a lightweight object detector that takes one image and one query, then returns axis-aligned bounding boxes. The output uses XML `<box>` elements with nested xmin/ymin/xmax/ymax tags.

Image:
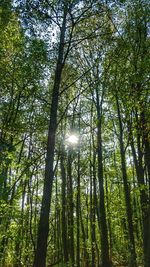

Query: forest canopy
<box><xmin>0</xmin><ymin>1</ymin><xmax>150</xmax><ymax>267</ymax></box>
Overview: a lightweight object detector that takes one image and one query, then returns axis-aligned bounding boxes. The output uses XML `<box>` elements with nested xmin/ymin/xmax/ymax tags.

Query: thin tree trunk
<box><xmin>80</xmin><ymin>206</ymin><xmax>89</xmax><ymax>267</ymax></box>
<box><xmin>116</xmin><ymin>95</ymin><xmax>137</xmax><ymax>267</ymax></box>
<box><xmin>105</xmin><ymin>171</ymin><xmax>113</xmax><ymax>264</ymax></box>
<box><xmin>76</xmin><ymin>141</ymin><xmax>81</xmax><ymax>267</ymax></box>
<box><xmin>129</xmin><ymin>110</ymin><xmax>150</xmax><ymax>267</ymax></box>
<box><xmin>60</xmin><ymin>151</ymin><xmax>68</xmax><ymax>263</ymax></box>
<box><xmin>140</xmin><ymin>110</ymin><xmax>150</xmax><ymax>267</ymax></box>
<box><xmin>90</xmin><ymin>135</ymin><xmax>96</xmax><ymax>267</ymax></box>
<box><xmin>67</xmin><ymin>150</ymin><xmax>75</xmax><ymax>266</ymax></box>
<box><xmin>90</xmin><ymin>160</ymin><xmax>95</xmax><ymax>267</ymax></box>
<box><xmin>95</xmin><ymin>87</ymin><xmax>112</xmax><ymax>267</ymax></box>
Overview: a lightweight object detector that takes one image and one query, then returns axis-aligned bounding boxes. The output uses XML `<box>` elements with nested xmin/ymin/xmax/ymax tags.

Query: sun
<box><xmin>66</xmin><ymin>134</ymin><xmax>78</xmax><ymax>145</ymax></box>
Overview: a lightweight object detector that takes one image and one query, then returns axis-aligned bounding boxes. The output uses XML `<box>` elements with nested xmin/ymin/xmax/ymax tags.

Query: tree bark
<box><xmin>95</xmin><ymin>87</ymin><xmax>112</xmax><ymax>267</ymax></box>
<box><xmin>116</xmin><ymin>95</ymin><xmax>137</xmax><ymax>267</ymax></box>
<box><xmin>33</xmin><ymin>5</ymin><xmax>67</xmax><ymax>267</ymax></box>
<box><xmin>76</xmin><ymin>143</ymin><xmax>81</xmax><ymax>267</ymax></box>
<box><xmin>60</xmin><ymin>151</ymin><xmax>68</xmax><ymax>263</ymax></box>
<box><xmin>130</xmin><ymin>110</ymin><xmax>150</xmax><ymax>267</ymax></box>
<box><xmin>67</xmin><ymin>150</ymin><xmax>75</xmax><ymax>266</ymax></box>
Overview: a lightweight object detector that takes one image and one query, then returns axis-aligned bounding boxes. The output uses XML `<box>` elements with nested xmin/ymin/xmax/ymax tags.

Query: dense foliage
<box><xmin>0</xmin><ymin>1</ymin><xmax>149</xmax><ymax>267</ymax></box>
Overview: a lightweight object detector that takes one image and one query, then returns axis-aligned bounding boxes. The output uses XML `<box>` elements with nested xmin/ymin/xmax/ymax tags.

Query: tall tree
<box><xmin>33</xmin><ymin>3</ymin><xmax>68</xmax><ymax>266</ymax></box>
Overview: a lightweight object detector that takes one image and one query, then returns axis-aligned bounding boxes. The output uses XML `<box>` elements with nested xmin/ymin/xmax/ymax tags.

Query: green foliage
<box><xmin>0</xmin><ymin>0</ymin><xmax>149</xmax><ymax>266</ymax></box>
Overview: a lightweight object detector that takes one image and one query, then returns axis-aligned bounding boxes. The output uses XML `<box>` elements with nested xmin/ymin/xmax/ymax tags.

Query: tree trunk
<box><xmin>116</xmin><ymin>95</ymin><xmax>137</xmax><ymax>267</ymax></box>
<box><xmin>130</xmin><ymin>110</ymin><xmax>150</xmax><ymax>267</ymax></box>
<box><xmin>60</xmin><ymin>151</ymin><xmax>69</xmax><ymax>263</ymax></box>
<box><xmin>67</xmin><ymin>150</ymin><xmax>75</xmax><ymax>266</ymax></box>
<box><xmin>95</xmin><ymin>87</ymin><xmax>112</xmax><ymax>267</ymax></box>
<box><xmin>33</xmin><ymin>6</ymin><xmax>67</xmax><ymax>267</ymax></box>
<box><xmin>76</xmin><ymin>143</ymin><xmax>81</xmax><ymax>267</ymax></box>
